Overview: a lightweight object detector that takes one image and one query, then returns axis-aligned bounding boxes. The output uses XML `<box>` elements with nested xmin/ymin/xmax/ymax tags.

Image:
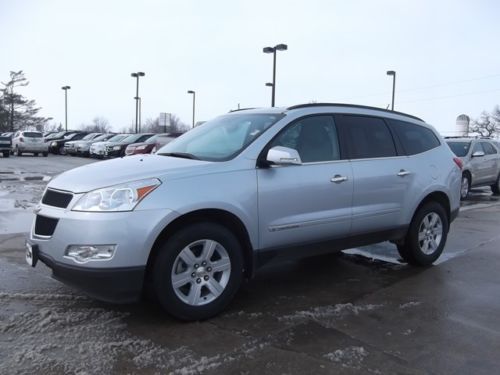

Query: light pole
<box><xmin>61</xmin><ymin>86</ymin><xmax>71</xmax><ymax>131</ymax></box>
<box><xmin>187</xmin><ymin>90</ymin><xmax>196</xmax><ymax>127</ymax></box>
<box><xmin>134</xmin><ymin>96</ymin><xmax>142</xmax><ymax>132</ymax></box>
<box><xmin>265</xmin><ymin>82</ymin><xmax>273</xmax><ymax>106</ymax></box>
<box><xmin>386</xmin><ymin>70</ymin><xmax>396</xmax><ymax>111</ymax></box>
<box><xmin>263</xmin><ymin>43</ymin><xmax>287</xmax><ymax>107</ymax></box>
<box><xmin>131</xmin><ymin>72</ymin><xmax>145</xmax><ymax>133</ymax></box>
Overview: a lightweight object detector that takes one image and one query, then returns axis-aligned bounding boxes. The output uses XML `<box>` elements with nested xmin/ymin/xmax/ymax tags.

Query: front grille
<box><xmin>42</xmin><ymin>189</ymin><xmax>73</xmax><ymax>208</ymax></box>
<box><xmin>34</xmin><ymin>215</ymin><xmax>59</xmax><ymax>237</ymax></box>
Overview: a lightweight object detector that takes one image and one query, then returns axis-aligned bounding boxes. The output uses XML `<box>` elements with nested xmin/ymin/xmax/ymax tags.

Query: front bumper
<box><xmin>105</xmin><ymin>149</ymin><xmax>122</xmax><ymax>157</ymax></box>
<box><xmin>29</xmin><ymin>243</ymin><xmax>145</xmax><ymax>303</ymax></box>
<box><xmin>28</xmin><ymin>201</ymin><xmax>180</xmax><ymax>303</ymax></box>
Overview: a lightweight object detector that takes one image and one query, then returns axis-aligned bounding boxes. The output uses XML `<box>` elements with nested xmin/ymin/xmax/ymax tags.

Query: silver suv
<box><xmin>446</xmin><ymin>137</ymin><xmax>500</xmax><ymax>199</ymax></box>
<box><xmin>27</xmin><ymin>104</ymin><xmax>461</xmax><ymax>320</ymax></box>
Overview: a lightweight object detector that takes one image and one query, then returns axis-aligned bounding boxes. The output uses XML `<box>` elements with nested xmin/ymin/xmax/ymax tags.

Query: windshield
<box><xmin>158</xmin><ymin>113</ymin><xmax>283</xmax><ymax>161</ymax></box>
<box><xmin>50</xmin><ymin>131</ymin><xmax>66</xmax><ymax>138</ymax></box>
<box><xmin>23</xmin><ymin>132</ymin><xmax>42</xmax><ymax>138</ymax></box>
<box><xmin>107</xmin><ymin>134</ymin><xmax>128</xmax><ymax>142</ymax></box>
<box><xmin>82</xmin><ymin>133</ymin><xmax>98</xmax><ymax>140</ymax></box>
<box><xmin>447</xmin><ymin>141</ymin><xmax>471</xmax><ymax>157</ymax></box>
<box><xmin>92</xmin><ymin>134</ymin><xmax>110</xmax><ymax>142</ymax></box>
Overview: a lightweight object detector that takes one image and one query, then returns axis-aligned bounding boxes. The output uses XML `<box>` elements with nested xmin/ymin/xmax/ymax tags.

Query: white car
<box><xmin>89</xmin><ymin>134</ymin><xmax>129</xmax><ymax>159</ymax></box>
<box><xmin>11</xmin><ymin>131</ymin><xmax>49</xmax><ymax>157</ymax></box>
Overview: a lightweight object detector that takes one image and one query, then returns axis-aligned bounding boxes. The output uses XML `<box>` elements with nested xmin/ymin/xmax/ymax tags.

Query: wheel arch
<box><xmin>413</xmin><ymin>191</ymin><xmax>451</xmax><ymax>229</ymax></box>
<box><xmin>145</xmin><ymin>209</ymin><xmax>255</xmax><ymax>283</ymax></box>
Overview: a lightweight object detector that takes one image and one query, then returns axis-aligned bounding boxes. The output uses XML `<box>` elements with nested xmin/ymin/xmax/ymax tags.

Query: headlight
<box><xmin>72</xmin><ymin>178</ymin><xmax>161</xmax><ymax>212</ymax></box>
<box><xmin>51</xmin><ymin>141</ymin><xmax>57</xmax><ymax>147</ymax></box>
<box><xmin>136</xmin><ymin>145</ymin><xmax>147</xmax><ymax>150</ymax></box>
<box><xmin>113</xmin><ymin>146</ymin><xmax>121</xmax><ymax>150</ymax></box>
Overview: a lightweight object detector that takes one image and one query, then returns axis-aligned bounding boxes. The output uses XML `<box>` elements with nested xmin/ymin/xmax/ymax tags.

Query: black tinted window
<box><xmin>271</xmin><ymin>116</ymin><xmax>340</xmax><ymax>162</ymax></box>
<box><xmin>481</xmin><ymin>142</ymin><xmax>497</xmax><ymax>155</ymax></box>
<box><xmin>340</xmin><ymin>116</ymin><xmax>396</xmax><ymax>159</ymax></box>
<box><xmin>447</xmin><ymin>141</ymin><xmax>471</xmax><ymax>157</ymax></box>
<box><xmin>23</xmin><ymin>132</ymin><xmax>42</xmax><ymax>138</ymax></box>
<box><xmin>389</xmin><ymin>120</ymin><xmax>440</xmax><ymax>155</ymax></box>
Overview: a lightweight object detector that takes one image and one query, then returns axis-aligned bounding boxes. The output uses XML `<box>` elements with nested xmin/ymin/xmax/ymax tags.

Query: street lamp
<box><xmin>131</xmin><ymin>72</ymin><xmax>145</xmax><ymax>133</ymax></box>
<box><xmin>134</xmin><ymin>96</ymin><xmax>142</xmax><ymax>132</ymax></box>
<box><xmin>187</xmin><ymin>90</ymin><xmax>196</xmax><ymax>128</ymax></box>
<box><xmin>263</xmin><ymin>43</ymin><xmax>288</xmax><ymax>107</ymax></box>
<box><xmin>61</xmin><ymin>86</ymin><xmax>71</xmax><ymax>131</ymax></box>
<box><xmin>386</xmin><ymin>70</ymin><xmax>396</xmax><ymax>111</ymax></box>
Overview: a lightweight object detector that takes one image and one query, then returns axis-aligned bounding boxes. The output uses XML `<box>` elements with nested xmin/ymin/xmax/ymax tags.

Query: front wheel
<box><xmin>15</xmin><ymin>146</ymin><xmax>22</xmax><ymax>156</ymax></box>
<box><xmin>2</xmin><ymin>151</ymin><xmax>9</xmax><ymax>158</ymax></box>
<box><xmin>42</xmin><ymin>152</ymin><xmax>48</xmax><ymax>157</ymax></box>
<box><xmin>397</xmin><ymin>202</ymin><xmax>448</xmax><ymax>266</ymax></box>
<box><xmin>153</xmin><ymin>222</ymin><xmax>244</xmax><ymax>321</ymax></box>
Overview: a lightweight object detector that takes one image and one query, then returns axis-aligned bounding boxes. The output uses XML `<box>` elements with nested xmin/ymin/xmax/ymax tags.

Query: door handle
<box><xmin>397</xmin><ymin>169</ymin><xmax>411</xmax><ymax>177</ymax></box>
<box><xmin>331</xmin><ymin>175</ymin><xmax>348</xmax><ymax>183</ymax></box>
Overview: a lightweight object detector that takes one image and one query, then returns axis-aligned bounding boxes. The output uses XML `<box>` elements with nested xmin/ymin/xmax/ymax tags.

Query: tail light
<box><xmin>19</xmin><ymin>137</ymin><xmax>24</xmax><ymax>142</ymax></box>
<box><xmin>453</xmin><ymin>157</ymin><xmax>463</xmax><ymax>170</ymax></box>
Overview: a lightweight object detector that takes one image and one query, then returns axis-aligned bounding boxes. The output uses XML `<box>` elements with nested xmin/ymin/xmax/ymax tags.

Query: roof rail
<box><xmin>444</xmin><ymin>135</ymin><xmax>492</xmax><ymax>139</ymax></box>
<box><xmin>286</xmin><ymin>103</ymin><xmax>424</xmax><ymax>122</ymax></box>
<box><xmin>229</xmin><ymin>107</ymin><xmax>257</xmax><ymax>113</ymax></box>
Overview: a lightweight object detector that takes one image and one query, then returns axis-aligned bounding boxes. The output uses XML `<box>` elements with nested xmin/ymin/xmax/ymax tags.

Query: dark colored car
<box><xmin>124</xmin><ymin>133</ymin><xmax>183</xmax><ymax>156</ymax></box>
<box><xmin>49</xmin><ymin>132</ymin><xmax>88</xmax><ymax>154</ymax></box>
<box><xmin>104</xmin><ymin>133</ymin><xmax>155</xmax><ymax>157</ymax></box>
<box><xmin>0</xmin><ymin>133</ymin><xmax>12</xmax><ymax>157</ymax></box>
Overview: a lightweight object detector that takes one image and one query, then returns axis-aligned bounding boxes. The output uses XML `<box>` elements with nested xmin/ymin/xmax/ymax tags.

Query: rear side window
<box><xmin>447</xmin><ymin>141</ymin><xmax>471</xmax><ymax>157</ymax></box>
<box><xmin>388</xmin><ymin>120</ymin><xmax>440</xmax><ymax>155</ymax></box>
<box><xmin>339</xmin><ymin>115</ymin><xmax>397</xmax><ymax>159</ymax></box>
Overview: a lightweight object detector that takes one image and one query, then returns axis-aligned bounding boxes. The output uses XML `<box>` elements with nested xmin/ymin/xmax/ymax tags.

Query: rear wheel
<box><xmin>15</xmin><ymin>146</ymin><xmax>22</xmax><ymax>156</ymax></box>
<box><xmin>34</xmin><ymin>153</ymin><xmax>38</xmax><ymax>157</ymax></box>
<box><xmin>153</xmin><ymin>222</ymin><xmax>244</xmax><ymax>321</ymax></box>
<box><xmin>491</xmin><ymin>174</ymin><xmax>500</xmax><ymax>195</ymax></box>
<box><xmin>460</xmin><ymin>173</ymin><xmax>470</xmax><ymax>200</ymax></box>
<box><xmin>42</xmin><ymin>152</ymin><xmax>48</xmax><ymax>157</ymax></box>
<box><xmin>397</xmin><ymin>202</ymin><xmax>448</xmax><ymax>266</ymax></box>
<box><xmin>2</xmin><ymin>151</ymin><xmax>9</xmax><ymax>158</ymax></box>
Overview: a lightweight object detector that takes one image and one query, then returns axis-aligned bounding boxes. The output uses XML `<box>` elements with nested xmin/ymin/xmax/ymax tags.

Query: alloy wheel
<box><xmin>417</xmin><ymin>212</ymin><xmax>443</xmax><ymax>255</ymax></box>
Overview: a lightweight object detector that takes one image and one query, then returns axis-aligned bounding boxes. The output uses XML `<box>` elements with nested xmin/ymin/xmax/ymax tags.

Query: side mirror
<box><xmin>472</xmin><ymin>151</ymin><xmax>485</xmax><ymax>158</ymax></box>
<box><xmin>266</xmin><ymin>146</ymin><xmax>302</xmax><ymax>166</ymax></box>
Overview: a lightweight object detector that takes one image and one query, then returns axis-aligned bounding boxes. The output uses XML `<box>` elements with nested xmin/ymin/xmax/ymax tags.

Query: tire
<box><xmin>491</xmin><ymin>174</ymin><xmax>500</xmax><ymax>195</ymax></box>
<box><xmin>34</xmin><ymin>153</ymin><xmax>39</xmax><ymax>157</ymax></box>
<box><xmin>59</xmin><ymin>146</ymin><xmax>66</xmax><ymax>155</ymax></box>
<box><xmin>3</xmin><ymin>151</ymin><xmax>9</xmax><ymax>158</ymax></box>
<box><xmin>42</xmin><ymin>152</ymin><xmax>48</xmax><ymax>157</ymax></box>
<box><xmin>460</xmin><ymin>173</ymin><xmax>470</xmax><ymax>200</ymax></box>
<box><xmin>397</xmin><ymin>202</ymin><xmax>448</xmax><ymax>266</ymax></box>
<box><xmin>153</xmin><ymin>222</ymin><xmax>244</xmax><ymax>321</ymax></box>
<box><xmin>15</xmin><ymin>146</ymin><xmax>22</xmax><ymax>156</ymax></box>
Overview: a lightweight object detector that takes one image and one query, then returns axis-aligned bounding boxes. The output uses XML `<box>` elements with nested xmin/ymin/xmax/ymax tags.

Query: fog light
<box><xmin>65</xmin><ymin>245</ymin><xmax>116</xmax><ymax>263</ymax></box>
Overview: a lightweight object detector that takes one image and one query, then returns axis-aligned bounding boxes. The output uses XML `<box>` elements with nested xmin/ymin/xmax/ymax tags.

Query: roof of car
<box><xmin>227</xmin><ymin>103</ymin><xmax>424</xmax><ymax>122</ymax></box>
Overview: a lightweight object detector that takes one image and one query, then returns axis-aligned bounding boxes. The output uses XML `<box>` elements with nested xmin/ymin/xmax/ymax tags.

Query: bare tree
<box><xmin>141</xmin><ymin>114</ymin><xmax>188</xmax><ymax>134</ymax></box>
<box><xmin>470</xmin><ymin>106</ymin><xmax>500</xmax><ymax>138</ymax></box>
<box><xmin>81</xmin><ymin>117</ymin><xmax>111</xmax><ymax>133</ymax></box>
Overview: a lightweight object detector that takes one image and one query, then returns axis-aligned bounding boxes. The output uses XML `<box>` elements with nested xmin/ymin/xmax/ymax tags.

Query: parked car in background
<box><xmin>43</xmin><ymin>131</ymin><xmax>58</xmax><ymax>138</ymax></box>
<box><xmin>74</xmin><ymin>133</ymin><xmax>115</xmax><ymax>157</ymax></box>
<box><xmin>45</xmin><ymin>131</ymin><xmax>78</xmax><ymax>143</ymax></box>
<box><xmin>65</xmin><ymin>133</ymin><xmax>102</xmax><ymax>155</ymax></box>
<box><xmin>125</xmin><ymin>133</ymin><xmax>182</xmax><ymax>156</ymax></box>
<box><xmin>446</xmin><ymin>137</ymin><xmax>500</xmax><ymax>199</ymax></box>
<box><xmin>49</xmin><ymin>132</ymin><xmax>89</xmax><ymax>154</ymax></box>
<box><xmin>105</xmin><ymin>133</ymin><xmax>154</xmax><ymax>157</ymax></box>
<box><xmin>27</xmin><ymin>104</ymin><xmax>461</xmax><ymax>320</ymax></box>
<box><xmin>11</xmin><ymin>131</ymin><xmax>48</xmax><ymax>156</ymax></box>
<box><xmin>90</xmin><ymin>134</ymin><xmax>130</xmax><ymax>158</ymax></box>
<box><xmin>0</xmin><ymin>133</ymin><xmax>12</xmax><ymax>157</ymax></box>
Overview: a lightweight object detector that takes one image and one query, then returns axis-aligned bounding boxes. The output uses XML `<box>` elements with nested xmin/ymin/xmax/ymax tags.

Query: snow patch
<box><xmin>323</xmin><ymin>346</ymin><xmax>368</xmax><ymax>369</ymax></box>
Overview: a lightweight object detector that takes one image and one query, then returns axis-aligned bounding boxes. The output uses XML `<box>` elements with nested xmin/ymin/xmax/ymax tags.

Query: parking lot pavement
<box><xmin>1</xmin><ymin>156</ymin><xmax>500</xmax><ymax>374</ymax></box>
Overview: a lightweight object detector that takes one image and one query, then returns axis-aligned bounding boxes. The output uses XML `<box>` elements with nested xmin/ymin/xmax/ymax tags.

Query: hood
<box><xmin>48</xmin><ymin>154</ymin><xmax>212</xmax><ymax>193</ymax></box>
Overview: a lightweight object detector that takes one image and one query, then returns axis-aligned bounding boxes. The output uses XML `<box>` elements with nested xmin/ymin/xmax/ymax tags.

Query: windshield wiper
<box><xmin>160</xmin><ymin>152</ymin><xmax>199</xmax><ymax>160</ymax></box>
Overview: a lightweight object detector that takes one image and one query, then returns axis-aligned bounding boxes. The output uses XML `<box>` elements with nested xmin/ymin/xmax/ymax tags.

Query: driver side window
<box><xmin>271</xmin><ymin>116</ymin><xmax>340</xmax><ymax>163</ymax></box>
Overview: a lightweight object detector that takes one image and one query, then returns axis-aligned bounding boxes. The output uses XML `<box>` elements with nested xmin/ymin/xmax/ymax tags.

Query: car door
<box><xmin>480</xmin><ymin>142</ymin><xmax>499</xmax><ymax>183</ymax></box>
<box><xmin>257</xmin><ymin>115</ymin><xmax>353</xmax><ymax>250</ymax></box>
<box><xmin>469</xmin><ymin>142</ymin><xmax>488</xmax><ymax>185</ymax></box>
<box><xmin>336</xmin><ymin>115</ymin><xmax>413</xmax><ymax>235</ymax></box>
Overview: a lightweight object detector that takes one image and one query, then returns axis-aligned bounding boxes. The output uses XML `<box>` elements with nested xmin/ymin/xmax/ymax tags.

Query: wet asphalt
<box><xmin>1</xmin><ymin>155</ymin><xmax>500</xmax><ymax>374</ymax></box>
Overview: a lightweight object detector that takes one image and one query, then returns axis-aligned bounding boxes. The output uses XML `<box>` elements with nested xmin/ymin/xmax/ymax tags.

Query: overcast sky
<box><xmin>1</xmin><ymin>0</ymin><xmax>500</xmax><ymax>134</ymax></box>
